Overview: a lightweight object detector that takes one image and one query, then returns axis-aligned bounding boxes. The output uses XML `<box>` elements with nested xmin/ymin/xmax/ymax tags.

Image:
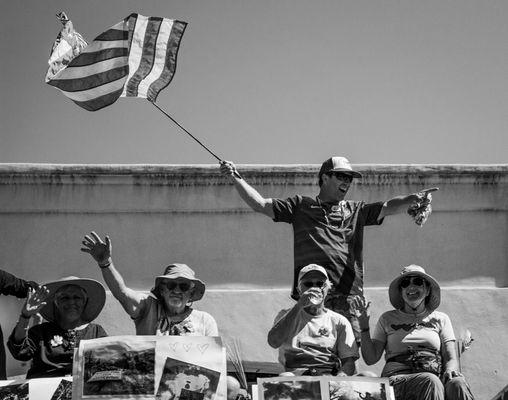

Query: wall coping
<box><xmin>1</xmin><ymin>163</ymin><xmax>507</xmax><ymax>186</ymax></box>
<box><xmin>1</xmin><ymin>163</ymin><xmax>508</xmax><ymax>173</ymax></box>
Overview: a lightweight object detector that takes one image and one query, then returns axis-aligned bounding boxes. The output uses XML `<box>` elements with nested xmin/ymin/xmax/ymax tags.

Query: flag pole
<box><xmin>150</xmin><ymin>100</ymin><xmax>243</xmax><ymax>179</ymax></box>
<box><xmin>150</xmin><ymin>100</ymin><xmax>222</xmax><ymax>162</ymax></box>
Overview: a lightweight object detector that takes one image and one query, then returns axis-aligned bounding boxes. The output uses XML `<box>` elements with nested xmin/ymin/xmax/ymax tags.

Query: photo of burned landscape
<box><xmin>82</xmin><ymin>341</ymin><xmax>156</xmax><ymax>396</ymax></box>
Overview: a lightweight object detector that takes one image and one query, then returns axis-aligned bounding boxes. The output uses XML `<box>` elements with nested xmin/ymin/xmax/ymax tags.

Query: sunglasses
<box><xmin>301</xmin><ymin>280</ymin><xmax>326</xmax><ymax>289</ymax></box>
<box><xmin>400</xmin><ymin>276</ymin><xmax>426</xmax><ymax>288</ymax></box>
<box><xmin>327</xmin><ymin>172</ymin><xmax>353</xmax><ymax>183</ymax></box>
<box><xmin>163</xmin><ymin>281</ymin><xmax>194</xmax><ymax>292</ymax></box>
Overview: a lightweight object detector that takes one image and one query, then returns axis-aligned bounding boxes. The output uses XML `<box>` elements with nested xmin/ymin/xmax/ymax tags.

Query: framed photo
<box><xmin>257</xmin><ymin>376</ymin><xmax>395</xmax><ymax>400</ymax></box>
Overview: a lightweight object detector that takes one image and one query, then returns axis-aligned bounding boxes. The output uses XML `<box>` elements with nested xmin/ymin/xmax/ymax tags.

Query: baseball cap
<box><xmin>298</xmin><ymin>264</ymin><xmax>328</xmax><ymax>284</ymax></box>
<box><xmin>318</xmin><ymin>156</ymin><xmax>362</xmax><ymax>179</ymax></box>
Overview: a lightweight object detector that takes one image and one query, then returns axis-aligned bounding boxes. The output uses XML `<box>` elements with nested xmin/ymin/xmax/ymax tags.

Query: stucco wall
<box><xmin>0</xmin><ymin>163</ymin><xmax>507</xmax><ymax>399</ymax></box>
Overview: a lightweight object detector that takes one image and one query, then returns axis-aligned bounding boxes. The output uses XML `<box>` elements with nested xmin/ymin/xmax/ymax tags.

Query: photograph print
<box><xmin>329</xmin><ymin>377</ymin><xmax>393</xmax><ymax>400</ymax></box>
<box><xmin>260</xmin><ymin>379</ymin><xmax>321</xmax><ymax>400</ymax></box>
<box><xmin>156</xmin><ymin>357</ymin><xmax>221</xmax><ymax>400</ymax></box>
<box><xmin>50</xmin><ymin>379</ymin><xmax>72</xmax><ymax>400</ymax></box>
<box><xmin>82</xmin><ymin>340</ymin><xmax>156</xmax><ymax>396</ymax></box>
<box><xmin>0</xmin><ymin>382</ymin><xmax>29</xmax><ymax>400</ymax></box>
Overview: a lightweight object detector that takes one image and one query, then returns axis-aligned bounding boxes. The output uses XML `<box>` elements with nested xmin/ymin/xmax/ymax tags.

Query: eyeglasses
<box><xmin>163</xmin><ymin>281</ymin><xmax>194</xmax><ymax>292</ymax></box>
<box><xmin>328</xmin><ymin>172</ymin><xmax>353</xmax><ymax>183</ymax></box>
<box><xmin>301</xmin><ymin>280</ymin><xmax>326</xmax><ymax>289</ymax></box>
<box><xmin>400</xmin><ymin>276</ymin><xmax>426</xmax><ymax>288</ymax></box>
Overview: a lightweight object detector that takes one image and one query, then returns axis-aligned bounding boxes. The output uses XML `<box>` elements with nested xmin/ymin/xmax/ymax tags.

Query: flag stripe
<box><xmin>80</xmin><ymin>39</ymin><xmax>126</xmax><ymax>54</ymax></box>
<box><xmin>55</xmin><ymin>76</ymin><xmax>127</xmax><ymax>102</ymax></box>
<box><xmin>47</xmin><ymin>65</ymin><xmax>128</xmax><ymax>92</ymax></box>
<box><xmin>120</xmin><ymin>14</ymin><xmax>149</xmax><ymax>96</ymax></box>
<box><xmin>67</xmin><ymin>48</ymin><xmax>128</xmax><ymax>67</ymax></box>
<box><xmin>94</xmin><ymin>28</ymin><xmax>129</xmax><ymax>42</ymax></box>
<box><xmin>48</xmin><ymin>57</ymin><xmax>128</xmax><ymax>83</ymax></box>
<box><xmin>73</xmin><ymin>88</ymin><xmax>124</xmax><ymax>111</ymax></box>
<box><xmin>147</xmin><ymin>20</ymin><xmax>187</xmax><ymax>102</ymax></box>
<box><xmin>122</xmin><ymin>17</ymin><xmax>164</xmax><ymax>97</ymax></box>
<box><xmin>136</xmin><ymin>18</ymin><xmax>174</xmax><ymax>98</ymax></box>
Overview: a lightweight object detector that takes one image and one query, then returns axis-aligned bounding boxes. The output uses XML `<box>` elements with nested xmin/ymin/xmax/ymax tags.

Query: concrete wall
<box><xmin>0</xmin><ymin>163</ymin><xmax>507</xmax><ymax>399</ymax></box>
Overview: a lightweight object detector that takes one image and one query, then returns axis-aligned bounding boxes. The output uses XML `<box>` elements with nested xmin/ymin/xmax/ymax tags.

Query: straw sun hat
<box><xmin>40</xmin><ymin>276</ymin><xmax>106</xmax><ymax>323</ymax></box>
<box><xmin>388</xmin><ymin>265</ymin><xmax>441</xmax><ymax>312</ymax></box>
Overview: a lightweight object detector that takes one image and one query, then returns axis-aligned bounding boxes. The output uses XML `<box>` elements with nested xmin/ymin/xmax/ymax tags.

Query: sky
<box><xmin>1</xmin><ymin>0</ymin><xmax>507</xmax><ymax>165</ymax></box>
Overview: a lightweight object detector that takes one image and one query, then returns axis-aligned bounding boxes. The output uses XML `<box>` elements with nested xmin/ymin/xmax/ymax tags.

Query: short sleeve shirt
<box><xmin>133</xmin><ymin>294</ymin><xmax>219</xmax><ymax>336</ymax></box>
<box><xmin>274</xmin><ymin>308</ymin><xmax>359</xmax><ymax>371</ymax></box>
<box><xmin>372</xmin><ymin>309</ymin><xmax>456</xmax><ymax>377</ymax></box>
<box><xmin>272</xmin><ymin>196</ymin><xmax>383</xmax><ymax>297</ymax></box>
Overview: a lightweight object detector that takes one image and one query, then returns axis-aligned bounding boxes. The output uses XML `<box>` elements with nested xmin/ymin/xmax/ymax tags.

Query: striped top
<box><xmin>46</xmin><ymin>13</ymin><xmax>186</xmax><ymax>111</ymax></box>
<box><xmin>272</xmin><ymin>196</ymin><xmax>383</xmax><ymax>298</ymax></box>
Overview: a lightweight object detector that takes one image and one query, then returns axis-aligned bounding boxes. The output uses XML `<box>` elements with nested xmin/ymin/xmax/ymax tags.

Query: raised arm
<box><xmin>220</xmin><ymin>161</ymin><xmax>274</xmax><ymax>218</ymax></box>
<box><xmin>352</xmin><ymin>297</ymin><xmax>385</xmax><ymax>365</ymax></box>
<box><xmin>80</xmin><ymin>232</ymin><xmax>145</xmax><ymax>319</ymax></box>
<box><xmin>10</xmin><ymin>286</ymin><xmax>49</xmax><ymax>345</ymax></box>
<box><xmin>267</xmin><ymin>292</ymin><xmax>316</xmax><ymax>348</ymax></box>
<box><xmin>378</xmin><ymin>187</ymin><xmax>438</xmax><ymax>222</ymax></box>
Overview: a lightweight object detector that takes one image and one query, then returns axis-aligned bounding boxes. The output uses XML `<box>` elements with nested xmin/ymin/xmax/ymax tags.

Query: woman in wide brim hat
<box><xmin>353</xmin><ymin>265</ymin><xmax>475</xmax><ymax>400</ymax></box>
<box><xmin>8</xmin><ymin>276</ymin><xmax>108</xmax><ymax>379</ymax></box>
<box><xmin>81</xmin><ymin>231</ymin><xmax>218</xmax><ymax>337</ymax></box>
<box><xmin>388</xmin><ymin>264</ymin><xmax>441</xmax><ymax>312</ymax></box>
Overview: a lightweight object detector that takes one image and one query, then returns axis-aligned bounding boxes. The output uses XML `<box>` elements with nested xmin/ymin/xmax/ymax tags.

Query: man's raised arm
<box><xmin>220</xmin><ymin>161</ymin><xmax>274</xmax><ymax>218</ymax></box>
<box><xmin>81</xmin><ymin>232</ymin><xmax>145</xmax><ymax>319</ymax></box>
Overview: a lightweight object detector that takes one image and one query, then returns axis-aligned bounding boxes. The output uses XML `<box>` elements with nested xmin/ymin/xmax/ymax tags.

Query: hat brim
<box><xmin>388</xmin><ymin>271</ymin><xmax>440</xmax><ymax>312</ymax></box>
<box><xmin>329</xmin><ymin>168</ymin><xmax>362</xmax><ymax>178</ymax></box>
<box><xmin>40</xmin><ymin>277</ymin><xmax>106</xmax><ymax>324</ymax></box>
<box><xmin>297</xmin><ymin>265</ymin><xmax>329</xmax><ymax>284</ymax></box>
<box><xmin>154</xmin><ymin>276</ymin><xmax>206</xmax><ymax>302</ymax></box>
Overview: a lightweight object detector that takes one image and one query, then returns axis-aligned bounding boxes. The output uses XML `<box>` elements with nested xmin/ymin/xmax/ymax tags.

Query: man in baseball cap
<box><xmin>220</xmin><ymin>156</ymin><xmax>437</xmax><ymax>344</ymax></box>
<box><xmin>267</xmin><ymin>264</ymin><xmax>358</xmax><ymax>376</ymax></box>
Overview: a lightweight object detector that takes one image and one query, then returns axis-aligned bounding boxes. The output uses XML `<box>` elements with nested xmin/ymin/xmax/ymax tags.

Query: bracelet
<box><xmin>360</xmin><ymin>328</ymin><xmax>370</xmax><ymax>333</ymax></box>
<box><xmin>98</xmin><ymin>260</ymin><xmax>111</xmax><ymax>269</ymax></box>
<box><xmin>19</xmin><ymin>313</ymin><xmax>31</xmax><ymax>320</ymax></box>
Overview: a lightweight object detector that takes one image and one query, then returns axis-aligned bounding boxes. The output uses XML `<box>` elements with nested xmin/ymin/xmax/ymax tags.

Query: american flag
<box><xmin>46</xmin><ymin>13</ymin><xmax>187</xmax><ymax>111</ymax></box>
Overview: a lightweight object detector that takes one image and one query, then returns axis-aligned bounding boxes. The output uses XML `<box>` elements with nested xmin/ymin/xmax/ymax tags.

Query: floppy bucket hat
<box><xmin>388</xmin><ymin>265</ymin><xmax>441</xmax><ymax>312</ymax></box>
<box><xmin>298</xmin><ymin>264</ymin><xmax>329</xmax><ymax>284</ymax></box>
<box><xmin>318</xmin><ymin>156</ymin><xmax>362</xmax><ymax>179</ymax></box>
<box><xmin>40</xmin><ymin>276</ymin><xmax>106</xmax><ymax>323</ymax></box>
<box><xmin>154</xmin><ymin>263</ymin><xmax>206</xmax><ymax>302</ymax></box>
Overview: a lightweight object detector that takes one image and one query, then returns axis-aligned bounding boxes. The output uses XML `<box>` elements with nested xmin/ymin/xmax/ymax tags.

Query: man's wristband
<box><xmin>18</xmin><ymin>313</ymin><xmax>31</xmax><ymax>322</ymax></box>
<box><xmin>98</xmin><ymin>260</ymin><xmax>111</xmax><ymax>269</ymax></box>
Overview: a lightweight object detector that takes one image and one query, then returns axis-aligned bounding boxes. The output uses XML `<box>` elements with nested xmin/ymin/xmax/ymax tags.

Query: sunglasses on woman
<box><xmin>163</xmin><ymin>281</ymin><xmax>194</xmax><ymax>292</ymax></box>
<box><xmin>301</xmin><ymin>280</ymin><xmax>326</xmax><ymax>289</ymax></box>
<box><xmin>400</xmin><ymin>276</ymin><xmax>426</xmax><ymax>288</ymax></box>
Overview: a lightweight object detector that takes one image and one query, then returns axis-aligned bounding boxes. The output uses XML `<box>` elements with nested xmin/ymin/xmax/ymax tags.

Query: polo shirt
<box><xmin>272</xmin><ymin>196</ymin><xmax>383</xmax><ymax>298</ymax></box>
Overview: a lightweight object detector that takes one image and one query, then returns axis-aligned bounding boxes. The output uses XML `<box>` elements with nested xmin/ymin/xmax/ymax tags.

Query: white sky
<box><xmin>1</xmin><ymin>0</ymin><xmax>507</xmax><ymax>164</ymax></box>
